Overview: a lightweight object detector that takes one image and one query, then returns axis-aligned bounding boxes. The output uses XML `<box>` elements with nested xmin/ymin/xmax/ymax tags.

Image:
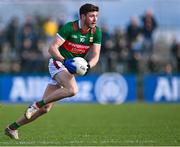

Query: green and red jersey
<box><xmin>56</xmin><ymin>20</ymin><xmax>102</xmax><ymax>59</ymax></box>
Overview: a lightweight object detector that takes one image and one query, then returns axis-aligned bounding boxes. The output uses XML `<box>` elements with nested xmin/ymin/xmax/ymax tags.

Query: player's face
<box><xmin>84</xmin><ymin>11</ymin><xmax>98</xmax><ymax>28</ymax></box>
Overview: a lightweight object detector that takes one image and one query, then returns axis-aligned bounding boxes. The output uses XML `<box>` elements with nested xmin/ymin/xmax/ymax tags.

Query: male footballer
<box><xmin>5</xmin><ymin>3</ymin><xmax>102</xmax><ymax>139</ymax></box>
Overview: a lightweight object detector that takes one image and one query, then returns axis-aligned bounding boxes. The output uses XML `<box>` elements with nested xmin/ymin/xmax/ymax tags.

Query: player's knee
<box><xmin>68</xmin><ymin>86</ymin><xmax>78</xmax><ymax>97</ymax></box>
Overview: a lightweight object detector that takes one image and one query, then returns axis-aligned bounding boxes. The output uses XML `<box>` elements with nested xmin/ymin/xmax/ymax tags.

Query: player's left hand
<box><xmin>63</xmin><ymin>59</ymin><xmax>76</xmax><ymax>74</ymax></box>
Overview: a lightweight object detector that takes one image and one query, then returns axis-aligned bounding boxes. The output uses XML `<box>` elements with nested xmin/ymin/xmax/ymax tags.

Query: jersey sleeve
<box><xmin>93</xmin><ymin>27</ymin><xmax>102</xmax><ymax>45</ymax></box>
<box><xmin>57</xmin><ymin>22</ymin><xmax>73</xmax><ymax>40</ymax></box>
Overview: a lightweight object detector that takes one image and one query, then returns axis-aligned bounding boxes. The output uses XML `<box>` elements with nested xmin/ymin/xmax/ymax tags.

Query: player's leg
<box><xmin>45</xmin><ymin>58</ymin><xmax>79</xmax><ymax>103</ymax></box>
<box><xmin>17</xmin><ymin>84</ymin><xmax>60</xmax><ymax>125</ymax></box>
<box><xmin>25</xmin><ymin>70</ymin><xmax>78</xmax><ymax>119</ymax></box>
<box><xmin>45</xmin><ymin>70</ymin><xmax>78</xmax><ymax>104</ymax></box>
<box><xmin>4</xmin><ymin>84</ymin><xmax>59</xmax><ymax>139</ymax></box>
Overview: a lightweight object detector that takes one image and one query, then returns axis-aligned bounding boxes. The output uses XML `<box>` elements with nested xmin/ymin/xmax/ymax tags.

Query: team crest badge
<box><xmin>90</xmin><ymin>37</ymin><xmax>93</xmax><ymax>42</ymax></box>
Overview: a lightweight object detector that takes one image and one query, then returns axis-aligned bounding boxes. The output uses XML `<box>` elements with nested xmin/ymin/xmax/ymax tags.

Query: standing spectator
<box><xmin>18</xmin><ymin>23</ymin><xmax>38</xmax><ymax>50</ymax></box>
<box><xmin>148</xmin><ymin>55</ymin><xmax>159</xmax><ymax>73</ymax></box>
<box><xmin>171</xmin><ymin>40</ymin><xmax>180</xmax><ymax>72</ymax></box>
<box><xmin>100</xmin><ymin>23</ymin><xmax>112</xmax><ymax>72</ymax></box>
<box><xmin>114</xmin><ymin>27</ymin><xmax>129</xmax><ymax>73</ymax></box>
<box><xmin>126</xmin><ymin>16</ymin><xmax>142</xmax><ymax>53</ymax></box>
<box><xmin>128</xmin><ymin>52</ymin><xmax>141</xmax><ymax>73</ymax></box>
<box><xmin>20</xmin><ymin>38</ymin><xmax>44</xmax><ymax>72</ymax></box>
<box><xmin>0</xmin><ymin>26</ymin><xmax>6</xmax><ymax>53</ymax></box>
<box><xmin>126</xmin><ymin>16</ymin><xmax>143</xmax><ymax>73</ymax></box>
<box><xmin>18</xmin><ymin>21</ymin><xmax>38</xmax><ymax>61</ymax></box>
<box><xmin>18</xmin><ymin>20</ymin><xmax>40</xmax><ymax>72</ymax></box>
<box><xmin>141</xmin><ymin>8</ymin><xmax>158</xmax><ymax>54</ymax></box>
<box><xmin>164</xmin><ymin>63</ymin><xmax>173</xmax><ymax>75</ymax></box>
<box><xmin>0</xmin><ymin>26</ymin><xmax>8</xmax><ymax>72</ymax></box>
<box><xmin>43</xmin><ymin>16</ymin><xmax>58</xmax><ymax>43</ymax></box>
<box><xmin>6</xmin><ymin>17</ymin><xmax>19</xmax><ymax>52</ymax></box>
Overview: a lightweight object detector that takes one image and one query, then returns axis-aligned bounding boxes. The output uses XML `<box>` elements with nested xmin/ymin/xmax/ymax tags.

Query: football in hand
<box><xmin>73</xmin><ymin>57</ymin><xmax>88</xmax><ymax>76</ymax></box>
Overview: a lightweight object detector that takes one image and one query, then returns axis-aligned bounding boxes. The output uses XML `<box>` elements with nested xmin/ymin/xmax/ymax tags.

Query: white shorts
<box><xmin>48</xmin><ymin>58</ymin><xmax>67</xmax><ymax>85</ymax></box>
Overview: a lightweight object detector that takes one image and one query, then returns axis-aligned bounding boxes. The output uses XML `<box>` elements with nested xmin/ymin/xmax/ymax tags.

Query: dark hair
<box><xmin>79</xmin><ymin>3</ymin><xmax>99</xmax><ymax>16</ymax></box>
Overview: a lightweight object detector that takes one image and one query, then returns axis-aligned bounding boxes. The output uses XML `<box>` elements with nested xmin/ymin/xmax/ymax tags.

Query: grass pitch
<box><xmin>0</xmin><ymin>103</ymin><xmax>180</xmax><ymax>146</ymax></box>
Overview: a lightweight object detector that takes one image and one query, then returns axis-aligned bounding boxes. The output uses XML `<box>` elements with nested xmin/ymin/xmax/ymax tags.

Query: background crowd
<box><xmin>0</xmin><ymin>8</ymin><xmax>179</xmax><ymax>75</ymax></box>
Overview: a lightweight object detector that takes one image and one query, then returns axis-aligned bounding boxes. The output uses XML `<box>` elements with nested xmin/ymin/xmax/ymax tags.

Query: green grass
<box><xmin>0</xmin><ymin>103</ymin><xmax>180</xmax><ymax>146</ymax></box>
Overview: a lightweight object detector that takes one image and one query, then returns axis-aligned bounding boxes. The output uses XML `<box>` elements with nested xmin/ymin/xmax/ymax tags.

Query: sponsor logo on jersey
<box><xmin>63</xmin><ymin>40</ymin><xmax>90</xmax><ymax>54</ymax></box>
<box><xmin>80</xmin><ymin>36</ymin><xmax>86</xmax><ymax>43</ymax></box>
<box><xmin>71</xmin><ymin>34</ymin><xmax>78</xmax><ymax>39</ymax></box>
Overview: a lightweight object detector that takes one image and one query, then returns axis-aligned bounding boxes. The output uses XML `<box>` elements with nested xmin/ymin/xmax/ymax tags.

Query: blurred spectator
<box><xmin>23</xmin><ymin>15</ymin><xmax>35</xmax><ymax>31</ymax></box>
<box><xmin>18</xmin><ymin>23</ymin><xmax>38</xmax><ymax>50</ymax></box>
<box><xmin>101</xmin><ymin>23</ymin><xmax>111</xmax><ymax>54</ymax></box>
<box><xmin>0</xmin><ymin>26</ymin><xmax>6</xmax><ymax>50</ymax></box>
<box><xmin>10</xmin><ymin>59</ymin><xmax>21</xmax><ymax>73</ymax></box>
<box><xmin>105</xmin><ymin>38</ymin><xmax>116</xmax><ymax>72</ymax></box>
<box><xmin>141</xmin><ymin>8</ymin><xmax>158</xmax><ymax>54</ymax></box>
<box><xmin>20</xmin><ymin>38</ymin><xmax>44</xmax><ymax>72</ymax></box>
<box><xmin>34</xmin><ymin>14</ymin><xmax>47</xmax><ymax>40</ymax></box>
<box><xmin>164</xmin><ymin>63</ymin><xmax>173</xmax><ymax>75</ymax></box>
<box><xmin>0</xmin><ymin>26</ymin><xmax>10</xmax><ymax>73</ymax></box>
<box><xmin>100</xmin><ymin>23</ymin><xmax>112</xmax><ymax>72</ymax></box>
<box><xmin>114</xmin><ymin>27</ymin><xmax>127</xmax><ymax>54</ymax></box>
<box><xmin>43</xmin><ymin>16</ymin><xmax>58</xmax><ymax>43</ymax></box>
<box><xmin>37</xmin><ymin>39</ymin><xmax>50</xmax><ymax>59</ymax></box>
<box><xmin>6</xmin><ymin>17</ymin><xmax>19</xmax><ymax>53</ymax></box>
<box><xmin>11</xmin><ymin>15</ymin><xmax>45</xmax><ymax>73</ymax></box>
<box><xmin>114</xmin><ymin>27</ymin><xmax>129</xmax><ymax>73</ymax></box>
<box><xmin>148</xmin><ymin>55</ymin><xmax>159</xmax><ymax>73</ymax></box>
<box><xmin>128</xmin><ymin>52</ymin><xmax>141</xmax><ymax>73</ymax></box>
<box><xmin>125</xmin><ymin>16</ymin><xmax>143</xmax><ymax>73</ymax></box>
<box><xmin>0</xmin><ymin>42</ymin><xmax>11</xmax><ymax>72</ymax></box>
<box><xmin>171</xmin><ymin>40</ymin><xmax>180</xmax><ymax>72</ymax></box>
<box><xmin>57</xmin><ymin>17</ymin><xmax>65</xmax><ymax>31</ymax></box>
<box><xmin>126</xmin><ymin>16</ymin><xmax>143</xmax><ymax>53</ymax></box>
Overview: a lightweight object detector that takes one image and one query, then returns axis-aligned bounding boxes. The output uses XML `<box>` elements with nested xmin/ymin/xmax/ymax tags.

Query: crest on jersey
<box><xmin>90</xmin><ymin>37</ymin><xmax>93</xmax><ymax>43</ymax></box>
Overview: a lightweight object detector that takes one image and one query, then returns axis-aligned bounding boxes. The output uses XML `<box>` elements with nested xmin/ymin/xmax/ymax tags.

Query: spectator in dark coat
<box><xmin>141</xmin><ymin>8</ymin><xmax>158</xmax><ymax>54</ymax></box>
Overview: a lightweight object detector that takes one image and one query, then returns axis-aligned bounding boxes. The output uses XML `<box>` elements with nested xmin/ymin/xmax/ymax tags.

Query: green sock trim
<box><xmin>9</xmin><ymin>122</ymin><xmax>20</xmax><ymax>130</ymax></box>
<box><xmin>36</xmin><ymin>100</ymin><xmax>46</xmax><ymax>108</ymax></box>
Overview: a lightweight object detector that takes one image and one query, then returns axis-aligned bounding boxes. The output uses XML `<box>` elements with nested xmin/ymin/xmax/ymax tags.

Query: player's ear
<box><xmin>81</xmin><ymin>14</ymin><xmax>86</xmax><ymax>20</ymax></box>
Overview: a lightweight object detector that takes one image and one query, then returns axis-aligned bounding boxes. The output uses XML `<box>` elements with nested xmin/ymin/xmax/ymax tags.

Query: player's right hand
<box><xmin>84</xmin><ymin>63</ymin><xmax>90</xmax><ymax>75</ymax></box>
<box><xmin>63</xmin><ymin>59</ymin><xmax>76</xmax><ymax>74</ymax></box>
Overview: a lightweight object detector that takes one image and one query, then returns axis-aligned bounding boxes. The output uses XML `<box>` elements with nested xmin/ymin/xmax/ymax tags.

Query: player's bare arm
<box><xmin>48</xmin><ymin>35</ymin><xmax>65</xmax><ymax>62</ymax></box>
<box><xmin>87</xmin><ymin>44</ymin><xmax>101</xmax><ymax>68</ymax></box>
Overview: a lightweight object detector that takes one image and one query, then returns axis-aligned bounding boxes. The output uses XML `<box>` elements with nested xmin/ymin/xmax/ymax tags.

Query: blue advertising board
<box><xmin>144</xmin><ymin>75</ymin><xmax>180</xmax><ymax>102</ymax></box>
<box><xmin>0</xmin><ymin>73</ymin><xmax>136</xmax><ymax>104</ymax></box>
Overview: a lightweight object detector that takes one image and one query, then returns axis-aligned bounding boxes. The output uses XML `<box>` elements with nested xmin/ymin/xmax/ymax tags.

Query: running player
<box><xmin>5</xmin><ymin>3</ymin><xmax>102</xmax><ymax>139</ymax></box>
